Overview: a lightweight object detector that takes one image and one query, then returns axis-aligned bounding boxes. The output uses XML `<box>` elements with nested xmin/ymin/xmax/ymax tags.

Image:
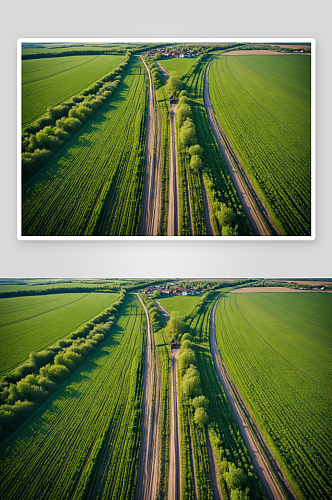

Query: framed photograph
<box><xmin>18</xmin><ymin>38</ymin><xmax>315</xmax><ymax>239</ymax></box>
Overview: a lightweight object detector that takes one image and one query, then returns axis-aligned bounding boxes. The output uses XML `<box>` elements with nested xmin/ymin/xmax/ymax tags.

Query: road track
<box><xmin>204</xmin><ymin>59</ymin><xmax>279</xmax><ymax>236</ymax></box>
<box><xmin>167</xmin><ymin>101</ymin><xmax>180</xmax><ymax>236</ymax></box>
<box><xmin>168</xmin><ymin>346</ymin><xmax>181</xmax><ymax>500</ymax></box>
<box><xmin>139</xmin><ymin>56</ymin><xmax>161</xmax><ymax>236</ymax></box>
<box><xmin>210</xmin><ymin>297</ymin><xmax>294</xmax><ymax>500</ymax></box>
<box><xmin>154</xmin><ymin>300</ymin><xmax>182</xmax><ymax>500</ymax></box>
<box><xmin>134</xmin><ymin>294</ymin><xmax>160</xmax><ymax>500</ymax></box>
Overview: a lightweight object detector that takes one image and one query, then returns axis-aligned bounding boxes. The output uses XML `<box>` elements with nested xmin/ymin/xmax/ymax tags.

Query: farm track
<box><xmin>204</xmin><ymin>60</ymin><xmax>279</xmax><ymax>236</ymax></box>
<box><xmin>206</xmin><ymin>429</ymin><xmax>223</xmax><ymax>500</ymax></box>
<box><xmin>168</xmin><ymin>102</ymin><xmax>179</xmax><ymax>236</ymax></box>
<box><xmin>139</xmin><ymin>56</ymin><xmax>161</xmax><ymax>236</ymax></box>
<box><xmin>23</xmin><ymin>56</ymin><xmax>100</xmax><ymax>85</ymax></box>
<box><xmin>169</xmin><ymin>347</ymin><xmax>181</xmax><ymax>500</ymax></box>
<box><xmin>200</xmin><ymin>173</ymin><xmax>215</xmax><ymax>235</ymax></box>
<box><xmin>210</xmin><ymin>297</ymin><xmax>294</xmax><ymax>500</ymax></box>
<box><xmin>0</xmin><ymin>294</ymin><xmax>88</xmax><ymax>328</ymax></box>
<box><xmin>154</xmin><ymin>300</ymin><xmax>182</xmax><ymax>500</ymax></box>
<box><xmin>135</xmin><ymin>294</ymin><xmax>160</xmax><ymax>500</ymax></box>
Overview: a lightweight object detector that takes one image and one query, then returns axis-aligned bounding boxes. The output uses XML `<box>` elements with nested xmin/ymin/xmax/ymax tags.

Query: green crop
<box><xmin>0</xmin><ymin>294</ymin><xmax>146</xmax><ymax>500</ymax></box>
<box><xmin>215</xmin><ymin>292</ymin><xmax>332</xmax><ymax>499</ymax></box>
<box><xmin>158</xmin><ymin>295</ymin><xmax>203</xmax><ymax>318</ymax></box>
<box><xmin>158</xmin><ymin>58</ymin><xmax>198</xmax><ymax>76</ymax></box>
<box><xmin>22</xmin><ymin>55</ymin><xmax>125</xmax><ymax>126</ymax></box>
<box><xmin>0</xmin><ymin>292</ymin><xmax>119</xmax><ymax>374</ymax></box>
<box><xmin>22</xmin><ymin>57</ymin><xmax>149</xmax><ymax>236</ymax></box>
<box><xmin>209</xmin><ymin>55</ymin><xmax>311</xmax><ymax>236</ymax></box>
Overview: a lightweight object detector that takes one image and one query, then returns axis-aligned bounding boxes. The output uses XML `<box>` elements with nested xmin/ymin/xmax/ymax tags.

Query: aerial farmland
<box><xmin>19</xmin><ymin>40</ymin><xmax>313</xmax><ymax>237</ymax></box>
<box><xmin>0</xmin><ymin>277</ymin><xmax>330</xmax><ymax>500</ymax></box>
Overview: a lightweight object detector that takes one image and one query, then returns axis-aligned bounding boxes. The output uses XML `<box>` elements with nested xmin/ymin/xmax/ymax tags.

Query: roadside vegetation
<box><xmin>215</xmin><ymin>292</ymin><xmax>332</xmax><ymax>500</ymax></box>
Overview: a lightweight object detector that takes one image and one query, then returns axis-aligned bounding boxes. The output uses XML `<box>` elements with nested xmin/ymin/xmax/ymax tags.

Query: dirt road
<box><xmin>134</xmin><ymin>294</ymin><xmax>160</xmax><ymax>500</ymax></box>
<box><xmin>139</xmin><ymin>56</ymin><xmax>161</xmax><ymax>236</ymax></box>
<box><xmin>169</xmin><ymin>347</ymin><xmax>181</xmax><ymax>500</ymax></box>
<box><xmin>167</xmin><ymin>101</ymin><xmax>179</xmax><ymax>236</ymax></box>
<box><xmin>206</xmin><ymin>430</ymin><xmax>223</xmax><ymax>500</ymax></box>
<box><xmin>204</xmin><ymin>60</ymin><xmax>279</xmax><ymax>236</ymax></box>
<box><xmin>210</xmin><ymin>298</ymin><xmax>294</xmax><ymax>500</ymax></box>
<box><xmin>200</xmin><ymin>173</ymin><xmax>215</xmax><ymax>235</ymax></box>
<box><xmin>155</xmin><ymin>300</ymin><xmax>170</xmax><ymax>322</ymax></box>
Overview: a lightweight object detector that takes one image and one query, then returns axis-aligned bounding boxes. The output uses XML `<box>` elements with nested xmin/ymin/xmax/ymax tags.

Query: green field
<box><xmin>209</xmin><ymin>55</ymin><xmax>311</xmax><ymax>235</ymax></box>
<box><xmin>215</xmin><ymin>292</ymin><xmax>332</xmax><ymax>499</ymax></box>
<box><xmin>0</xmin><ymin>281</ymin><xmax>127</xmax><ymax>293</ymax></box>
<box><xmin>22</xmin><ymin>55</ymin><xmax>125</xmax><ymax>126</ymax></box>
<box><xmin>157</xmin><ymin>295</ymin><xmax>202</xmax><ymax>317</ymax></box>
<box><xmin>158</xmin><ymin>57</ymin><xmax>197</xmax><ymax>76</ymax></box>
<box><xmin>177</xmin><ymin>292</ymin><xmax>266</xmax><ymax>499</ymax></box>
<box><xmin>0</xmin><ymin>292</ymin><xmax>119</xmax><ymax>374</ymax></box>
<box><xmin>22</xmin><ymin>57</ymin><xmax>148</xmax><ymax>236</ymax></box>
<box><xmin>0</xmin><ymin>294</ymin><xmax>145</xmax><ymax>500</ymax></box>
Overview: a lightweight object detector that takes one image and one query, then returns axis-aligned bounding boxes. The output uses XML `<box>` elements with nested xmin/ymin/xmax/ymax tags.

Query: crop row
<box><xmin>0</xmin><ymin>294</ymin><xmax>146</xmax><ymax>500</ymax></box>
<box><xmin>183</xmin><ymin>56</ymin><xmax>253</xmax><ymax>236</ymax></box>
<box><xmin>214</xmin><ymin>293</ymin><xmax>332</xmax><ymax>500</ymax></box>
<box><xmin>209</xmin><ymin>56</ymin><xmax>311</xmax><ymax>235</ymax></box>
<box><xmin>22</xmin><ymin>57</ymin><xmax>149</xmax><ymax>236</ymax></box>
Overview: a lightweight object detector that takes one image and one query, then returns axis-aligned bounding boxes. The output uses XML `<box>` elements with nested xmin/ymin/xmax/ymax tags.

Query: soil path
<box><xmin>204</xmin><ymin>60</ymin><xmax>279</xmax><ymax>236</ymax></box>
<box><xmin>206</xmin><ymin>429</ymin><xmax>223</xmax><ymax>500</ymax></box>
<box><xmin>155</xmin><ymin>300</ymin><xmax>171</xmax><ymax>322</ymax></box>
<box><xmin>200</xmin><ymin>173</ymin><xmax>215</xmax><ymax>235</ymax></box>
<box><xmin>210</xmin><ymin>297</ymin><xmax>295</xmax><ymax>500</ymax></box>
<box><xmin>168</xmin><ymin>101</ymin><xmax>179</xmax><ymax>236</ymax></box>
<box><xmin>139</xmin><ymin>56</ymin><xmax>161</xmax><ymax>236</ymax></box>
<box><xmin>134</xmin><ymin>294</ymin><xmax>160</xmax><ymax>500</ymax></box>
<box><xmin>169</xmin><ymin>347</ymin><xmax>181</xmax><ymax>500</ymax></box>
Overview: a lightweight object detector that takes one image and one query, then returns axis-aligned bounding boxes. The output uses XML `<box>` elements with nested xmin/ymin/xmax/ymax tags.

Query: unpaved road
<box><xmin>201</xmin><ymin>173</ymin><xmax>215</xmax><ymax>235</ymax></box>
<box><xmin>210</xmin><ymin>298</ymin><xmax>294</xmax><ymax>500</ymax></box>
<box><xmin>139</xmin><ymin>56</ymin><xmax>161</xmax><ymax>236</ymax></box>
<box><xmin>168</xmin><ymin>101</ymin><xmax>179</xmax><ymax>236</ymax></box>
<box><xmin>169</xmin><ymin>347</ymin><xmax>181</xmax><ymax>500</ymax></box>
<box><xmin>204</xmin><ymin>60</ymin><xmax>279</xmax><ymax>236</ymax></box>
<box><xmin>206</xmin><ymin>430</ymin><xmax>223</xmax><ymax>500</ymax></box>
<box><xmin>135</xmin><ymin>294</ymin><xmax>160</xmax><ymax>500</ymax></box>
<box><xmin>155</xmin><ymin>300</ymin><xmax>170</xmax><ymax>322</ymax></box>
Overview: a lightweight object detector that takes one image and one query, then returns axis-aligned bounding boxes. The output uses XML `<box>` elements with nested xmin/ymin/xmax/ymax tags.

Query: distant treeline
<box><xmin>0</xmin><ymin>290</ymin><xmax>126</xmax><ymax>442</ymax></box>
<box><xmin>22</xmin><ymin>53</ymin><xmax>131</xmax><ymax>184</ymax></box>
<box><xmin>0</xmin><ymin>279</ymin><xmax>168</xmax><ymax>299</ymax></box>
<box><xmin>22</xmin><ymin>43</ymin><xmax>171</xmax><ymax>60</ymax></box>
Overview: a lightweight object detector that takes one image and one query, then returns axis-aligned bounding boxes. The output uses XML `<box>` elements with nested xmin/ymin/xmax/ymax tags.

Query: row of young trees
<box><xmin>22</xmin><ymin>53</ymin><xmax>131</xmax><ymax>184</ymax></box>
<box><xmin>0</xmin><ymin>290</ymin><xmax>126</xmax><ymax>441</ymax></box>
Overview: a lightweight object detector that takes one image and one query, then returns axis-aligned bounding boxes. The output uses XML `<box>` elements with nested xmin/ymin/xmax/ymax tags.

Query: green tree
<box><xmin>189</xmin><ymin>144</ymin><xmax>203</xmax><ymax>157</ymax></box>
<box><xmin>179</xmin><ymin>118</ymin><xmax>196</xmax><ymax>147</ymax></box>
<box><xmin>190</xmin><ymin>155</ymin><xmax>203</xmax><ymax>173</ymax></box>
<box><xmin>178</xmin><ymin>350</ymin><xmax>196</xmax><ymax>372</ymax></box>
<box><xmin>153</xmin><ymin>290</ymin><xmax>161</xmax><ymax>297</ymax></box>
<box><xmin>192</xmin><ymin>395</ymin><xmax>209</xmax><ymax>409</ymax></box>
<box><xmin>167</xmin><ymin>74</ymin><xmax>183</xmax><ymax>94</ymax></box>
<box><xmin>194</xmin><ymin>407</ymin><xmax>209</xmax><ymax>426</ymax></box>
